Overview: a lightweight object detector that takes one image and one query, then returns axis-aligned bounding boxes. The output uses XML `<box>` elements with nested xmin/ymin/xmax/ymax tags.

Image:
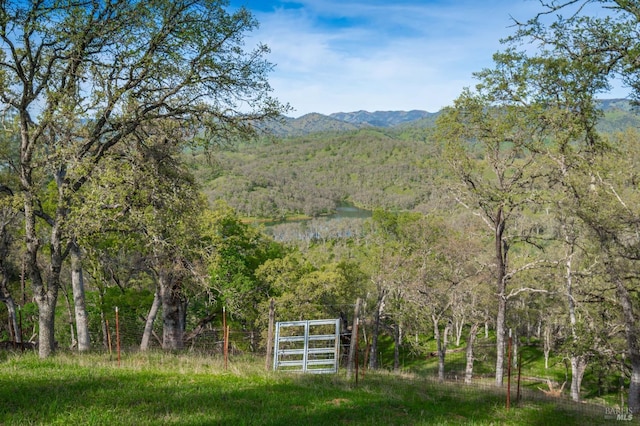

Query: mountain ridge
<box><xmin>262</xmin><ymin>109</ymin><xmax>438</xmax><ymax>137</ymax></box>
<box><xmin>261</xmin><ymin>99</ymin><xmax>636</xmax><ymax>137</ymax></box>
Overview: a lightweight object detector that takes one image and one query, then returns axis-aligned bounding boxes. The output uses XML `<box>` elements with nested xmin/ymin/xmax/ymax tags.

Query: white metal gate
<box><xmin>273</xmin><ymin>319</ymin><xmax>340</xmax><ymax>373</ymax></box>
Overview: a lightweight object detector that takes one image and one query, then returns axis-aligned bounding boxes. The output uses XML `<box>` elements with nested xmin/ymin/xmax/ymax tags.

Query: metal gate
<box><xmin>273</xmin><ymin>319</ymin><xmax>340</xmax><ymax>373</ymax></box>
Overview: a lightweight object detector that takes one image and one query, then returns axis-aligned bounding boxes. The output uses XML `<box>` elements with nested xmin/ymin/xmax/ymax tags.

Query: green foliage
<box><xmin>192</xmin><ymin>128</ymin><xmax>441</xmax><ymax>219</ymax></box>
<box><xmin>256</xmin><ymin>251</ymin><xmax>366</xmax><ymax>323</ymax></box>
<box><xmin>207</xmin><ymin>200</ymin><xmax>286</xmax><ymax>329</ymax></box>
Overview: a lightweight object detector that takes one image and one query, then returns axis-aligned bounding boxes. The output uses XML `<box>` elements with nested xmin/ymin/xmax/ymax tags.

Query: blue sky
<box><xmin>227</xmin><ymin>0</ymin><xmax>618</xmax><ymax>117</ymax></box>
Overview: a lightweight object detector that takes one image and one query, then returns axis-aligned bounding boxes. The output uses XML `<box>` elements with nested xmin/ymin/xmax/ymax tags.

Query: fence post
<box><xmin>106</xmin><ymin>319</ymin><xmax>112</xmax><ymax>357</ymax></box>
<box><xmin>266</xmin><ymin>298</ymin><xmax>275</xmax><ymax>371</ymax></box>
<box><xmin>506</xmin><ymin>328</ymin><xmax>512</xmax><ymax>410</ymax></box>
<box><xmin>223</xmin><ymin>306</ymin><xmax>228</xmax><ymax>370</ymax></box>
<box><xmin>115</xmin><ymin>306</ymin><xmax>121</xmax><ymax>367</ymax></box>
<box><xmin>355</xmin><ymin>319</ymin><xmax>360</xmax><ymax>385</ymax></box>
<box><xmin>517</xmin><ymin>346</ymin><xmax>522</xmax><ymax>402</ymax></box>
<box><xmin>347</xmin><ymin>298</ymin><xmax>361</xmax><ymax>380</ymax></box>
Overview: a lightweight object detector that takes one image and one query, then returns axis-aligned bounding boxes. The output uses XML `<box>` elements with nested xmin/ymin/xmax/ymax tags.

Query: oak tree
<box><xmin>0</xmin><ymin>0</ymin><xmax>286</xmax><ymax>357</ymax></box>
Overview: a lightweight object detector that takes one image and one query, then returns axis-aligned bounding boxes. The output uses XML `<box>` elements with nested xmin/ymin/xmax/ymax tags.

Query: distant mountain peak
<box><xmin>329</xmin><ymin>110</ymin><xmax>435</xmax><ymax>127</ymax></box>
<box><xmin>257</xmin><ymin>99</ymin><xmax>636</xmax><ymax>138</ymax></box>
<box><xmin>260</xmin><ymin>109</ymin><xmax>439</xmax><ymax>137</ymax></box>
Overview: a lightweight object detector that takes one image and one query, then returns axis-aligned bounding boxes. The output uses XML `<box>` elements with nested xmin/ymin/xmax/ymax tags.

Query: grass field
<box><xmin>0</xmin><ymin>351</ymin><xmax>619</xmax><ymax>425</ymax></box>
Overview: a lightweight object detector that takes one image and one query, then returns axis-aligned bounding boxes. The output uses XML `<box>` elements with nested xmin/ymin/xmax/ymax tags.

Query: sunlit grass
<box><xmin>0</xmin><ymin>351</ymin><xmax>615</xmax><ymax>425</ymax></box>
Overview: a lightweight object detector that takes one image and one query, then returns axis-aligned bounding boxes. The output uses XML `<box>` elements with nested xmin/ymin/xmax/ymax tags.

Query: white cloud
<box><xmin>239</xmin><ymin>0</ymin><xmax>554</xmax><ymax>116</ymax></box>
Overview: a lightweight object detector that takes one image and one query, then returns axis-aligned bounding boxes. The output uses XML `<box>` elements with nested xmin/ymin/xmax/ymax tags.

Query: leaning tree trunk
<box><xmin>70</xmin><ymin>242</ymin><xmax>90</xmax><ymax>351</ymax></box>
<box><xmin>140</xmin><ymin>287</ymin><xmax>161</xmax><ymax>351</ymax></box>
<box><xmin>160</xmin><ymin>271</ymin><xmax>184</xmax><ymax>351</ymax></box>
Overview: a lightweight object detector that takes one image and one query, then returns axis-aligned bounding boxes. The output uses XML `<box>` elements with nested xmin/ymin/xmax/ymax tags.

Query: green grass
<box><xmin>0</xmin><ymin>352</ymin><xmax>615</xmax><ymax>425</ymax></box>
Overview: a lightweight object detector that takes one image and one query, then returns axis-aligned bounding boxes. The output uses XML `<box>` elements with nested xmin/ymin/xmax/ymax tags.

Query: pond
<box><xmin>261</xmin><ymin>203</ymin><xmax>372</xmax><ymax>242</ymax></box>
<box><xmin>330</xmin><ymin>204</ymin><xmax>372</xmax><ymax>220</ymax></box>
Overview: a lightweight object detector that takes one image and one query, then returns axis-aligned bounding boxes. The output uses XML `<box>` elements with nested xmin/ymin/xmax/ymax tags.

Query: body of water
<box><xmin>261</xmin><ymin>203</ymin><xmax>372</xmax><ymax>241</ymax></box>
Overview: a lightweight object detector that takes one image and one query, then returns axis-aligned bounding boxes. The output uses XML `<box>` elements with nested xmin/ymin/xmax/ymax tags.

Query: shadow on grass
<box><xmin>0</xmin><ymin>359</ymin><xmax>615</xmax><ymax>425</ymax></box>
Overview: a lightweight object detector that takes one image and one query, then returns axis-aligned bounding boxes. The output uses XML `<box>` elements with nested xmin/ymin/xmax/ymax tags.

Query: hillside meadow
<box><xmin>0</xmin><ymin>351</ymin><xmax>618</xmax><ymax>425</ymax></box>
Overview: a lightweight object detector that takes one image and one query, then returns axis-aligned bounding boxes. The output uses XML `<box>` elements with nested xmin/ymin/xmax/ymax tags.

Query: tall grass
<box><xmin>0</xmin><ymin>352</ymin><xmax>616</xmax><ymax>425</ymax></box>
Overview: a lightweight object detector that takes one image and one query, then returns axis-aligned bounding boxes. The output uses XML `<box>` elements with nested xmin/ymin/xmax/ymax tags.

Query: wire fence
<box><xmin>0</xmin><ymin>307</ymin><xmax>632</xmax><ymax>423</ymax></box>
<box><xmin>98</xmin><ymin>313</ymin><xmax>630</xmax><ymax>422</ymax></box>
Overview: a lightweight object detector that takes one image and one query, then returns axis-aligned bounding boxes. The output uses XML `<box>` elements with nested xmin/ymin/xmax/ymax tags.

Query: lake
<box><xmin>261</xmin><ymin>203</ymin><xmax>372</xmax><ymax>242</ymax></box>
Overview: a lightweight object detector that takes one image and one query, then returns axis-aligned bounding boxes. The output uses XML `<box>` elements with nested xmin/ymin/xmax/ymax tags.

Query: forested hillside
<box><xmin>194</xmin><ymin>99</ymin><xmax>640</xmax><ymax>221</ymax></box>
<box><xmin>192</xmin><ymin>128</ymin><xmax>442</xmax><ymax>219</ymax></box>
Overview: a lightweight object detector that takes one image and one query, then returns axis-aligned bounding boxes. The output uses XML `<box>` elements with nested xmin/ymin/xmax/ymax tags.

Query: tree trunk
<box><xmin>615</xmin><ymin>275</ymin><xmax>640</xmax><ymax>412</ymax></box>
<box><xmin>565</xmin><ymin>246</ymin><xmax>588</xmax><ymax>402</ymax></box>
<box><xmin>0</xmin><ymin>277</ymin><xmax>21</xmax><ymax>343</ymax></box>
<box><xmin>36</xmin><ymin>290</ymin><xmax>58</xmax><ymax>357</ymax></box>
<box><xmin>570</xmin><ymin>355</ymin><xmax>587</xmax><ymax>402</ymax></box>
<box><xmin>0</xmin><ymin>224</ymin><xmax>21</xmax><ymax>343</ymax></box>
<box><xmin>369</xmin><ymin>303</ymin><xmax>380</xmax><ymax>370</ymax></box>
<box><xmin>160</xmin><ymin>272</ymin><xmax>184</xmax><ymax>350</ymax></box>
<box><xmin>494</xmin><ymin>207</ymin><xmax>508</xmax><ymax>387</ymax></box>
<box><xmin>347</xmin><ymin>298</ymin><xmax>361</xmax><ymax>379</ymax></box>
<box><xmin>2</xmin><ymin>296</ymin><xmax>21</xmax><ymax>344</ymax></box>
<box><xmin>140</xmin><ymin>288</ymin><xmax>161</xmax><ymax>351</ymax></box>
<box><xmin>393</xmin><ymin>322</ymin><xmax>400</xmax><ymax>371</ymax></box>
<box><xmin>101</xmin><ymin>310</ymin><xmax>108</xmax><ymax>349</ymax></box>
<box><xmin>543</xmin><ymin>324</ymin><xmax>551</xmax><ymax>369</ymax></box>
<box><xmin>465</xmin><ymin>323</ymin><xmax>479</xmax><ymax>384</ymax></box>
<box><xmin>98</xmin><ymin>287</ymin><xmax>109</xmax><ymax>349</ymax></box>
<box><xmin>455</xmin><ymin>316</ymin><xmax>464</xmax><ymax>347</ymax></box>
<box><xmin>24</xmin><ymin>190</ymin><xmax>64</xmax><ymax>358</ymax></box>
<box><xmin>70</xmin><ymin>242</ymin><xmax>90</xmax><ymax>351</ymax></box>
<box><xmin>433</xmin><ymin>315</ymin><xmax>449</xmax><ymax>382</ymax></box>
<box><xmin>512</xmin><ymin>329</ymin><xmax>518</xmax><ymax>369</ymax></box>
<box><xmin>369</xmin><ymin>291</ymin><xmax>386</xmax><ymax>370</ymax></box>
<box><xmin>61</xmin><ymin>284</ymin><xmax>77</xmax><ymax>349</ymax></box>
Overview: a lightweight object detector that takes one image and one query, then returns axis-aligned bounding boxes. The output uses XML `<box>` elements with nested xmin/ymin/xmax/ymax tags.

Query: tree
<box><xmin>0</xmin><ymin>182</ymin><xmax>21</xmax><ymax>344</ymax></box>
<box><xmin>357</xmin><ymin>210</ymin><xmax>417</xmax><ymax>370</ymax></box>
<box><xmin>81</xmin><ymin>123</ymin><xmax>215</xmax><ymax>351</ymax></box>
<box><xmin>570</xmin><ymin>129</ymin><xmax>640</xmax><ymax>410</ymax></box>
<box><xmin>0</xmin><ymin>0</ymin><xmax>286</xmax><ymax>357</ymax></box>
<box><xmin>436</xmin><ymin>89</ymin><xmax>549</xmax><ymax>386</ymax></box>
<box><xmin>207</xmin><ymin>200</ymin><xmax>285</xmax><ymax>350</ymax></box>
<box><xmin>501</xmin><ymin>0</ymin><xmax>640</xmax><ymax>407</ymax></box>
<box><xmin>0</xmin><ymin>122</ymin><xmax>21</xmax><ymax>344</ymax></box>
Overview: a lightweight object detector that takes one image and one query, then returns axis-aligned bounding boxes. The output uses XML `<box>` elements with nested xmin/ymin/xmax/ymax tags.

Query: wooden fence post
<box><xmin>106</xmin><ymin>319</ymin><xmax>112</xmax><ymax>357</ymax></box>
<box><xmin>266</xmin><ymin>298</ymin><xmax>275</xmax><ymax>371</ymax></box>
<box><xmin>347</xmin><ymin>298</ymin><xmax>361</xmax><ymax>380</ymax></box>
